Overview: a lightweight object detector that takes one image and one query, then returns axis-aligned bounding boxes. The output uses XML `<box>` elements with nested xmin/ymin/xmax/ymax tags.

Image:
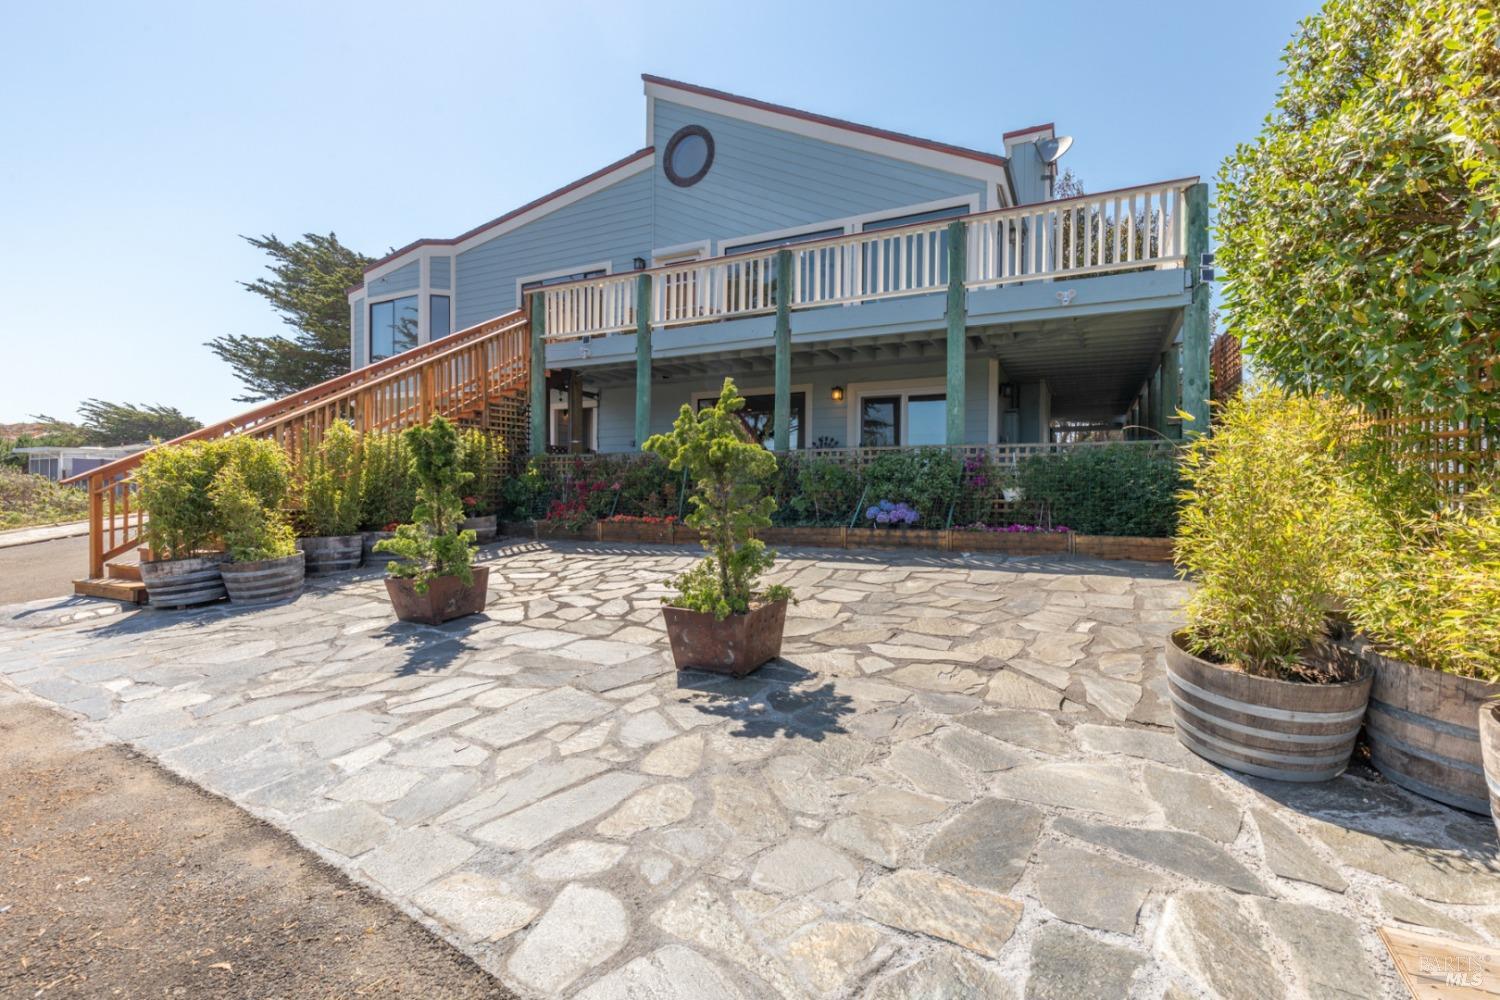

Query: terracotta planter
<box><xmin>1480</xmin><ymin>703</ymin><xmax>1500</xmax><ymax>841</ymax></box>
<box><xmin>462</xmin><ymin>515</ymin><xmax>498</xmax><ymax>543</ymax></box>
<box><xmin>1355</xmin><ymin>639</ymin><xmax>1500</xmax><ymax>814</ymax></box>
<box><xmin>220</xmin><ymin>552</ymin><xmax>304</xmax><ymax>605</ymax></box>
<box><xmin>663</xmin><ymin>598</ymin><xmax>788</xmax><ymax>677</ymax></box>
<box><xmin>385</xmin><ymin>566</ymin><xmax>489</xmax><ymax>625</ymax></box>
<box><xmin>1165</xmin><ymin>631</ymin><xmax>1372</xmax><ymax>782</ymax></box>
<box><xmin>139</xmin><ymin>553</ymin><xmax>227</xmax><ymax>608</ymax></box>
<box><xmin>297</xmin><ymin>534</ymin><xmax>364</xmax><ymax>574</ymax></box>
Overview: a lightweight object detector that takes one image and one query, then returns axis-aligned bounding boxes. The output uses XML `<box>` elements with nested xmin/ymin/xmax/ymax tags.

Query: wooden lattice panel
<box><xmin>1210</xmin><ymin>332</ymin><xmax>1242</xmax><ymax>402</ymax></box>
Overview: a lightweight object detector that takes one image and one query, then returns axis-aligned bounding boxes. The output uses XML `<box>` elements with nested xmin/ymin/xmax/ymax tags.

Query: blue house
<box><xmin>346</xmin><ymin>75</ymin><xmax>1209</xmax><ymax>456</ymax></box>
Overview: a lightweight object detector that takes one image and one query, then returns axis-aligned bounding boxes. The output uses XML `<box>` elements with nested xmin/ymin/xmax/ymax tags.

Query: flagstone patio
<box><xmin>2</xmin><ymin>540</ymin><xmax>1498</xmax><ymax>999</ymax></box>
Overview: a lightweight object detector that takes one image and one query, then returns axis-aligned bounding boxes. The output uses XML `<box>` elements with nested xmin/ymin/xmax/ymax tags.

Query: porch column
<box><xmin>1148</xmin><ymin>365</ymin><xmax>1162</xmax><ymax>436</ymax></box>
<box><xmin>634</xmin><ymin>273</ymin><xmax>653</xmax><ymax>449</ymax></box>
<box><xmin>1158</xmin><ymin>346</ymin><xmax>1180</xmax><ymax>438</ymax></box>
<box><xmin>1181</xmin><ymin>183</ymin><xmax>1212</xmax><ymax>435</ymax></box>
<box><xmin>945</xmin><ymin>219</ymin><xmax>968</xmax><ymax>445</ymax></box>
<box><xmin>529</xmin><ymin>293</ymin><xmax>547</xmax><ymax>456</ymax></box>
<box><xmin>773</xmin><ymin>249</ymin><xmax>792</xmax><ymax>451</ymax></box>
<box><xmin>568</xmin><ymin>371</ymin><xmax>584</xmax><ymax>453</ymax></box>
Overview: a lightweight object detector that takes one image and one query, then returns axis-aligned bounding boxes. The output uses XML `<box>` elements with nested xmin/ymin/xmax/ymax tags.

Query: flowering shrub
<box><xmin>865</xmin><ymin>500</ymin><xmax>919</xmax><ymax>527</ymax></box>
<box><xmin>605</xmin><ymin>514</ymin><xmax>676</xmax><ymax>524</ymax></box>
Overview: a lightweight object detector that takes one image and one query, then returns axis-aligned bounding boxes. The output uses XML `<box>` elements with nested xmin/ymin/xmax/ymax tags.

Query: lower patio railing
<box><xmin>510</xmin><ymin>441</ymin><xmax>1182</xmax><ymax>540</ymax></box>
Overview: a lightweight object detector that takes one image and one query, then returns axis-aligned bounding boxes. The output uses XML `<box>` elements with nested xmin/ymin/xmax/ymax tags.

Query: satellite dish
<box><xmin>1037</xmin><ymin>135</ymin><xmax>1074</xmax><ymax>164</ymax></box>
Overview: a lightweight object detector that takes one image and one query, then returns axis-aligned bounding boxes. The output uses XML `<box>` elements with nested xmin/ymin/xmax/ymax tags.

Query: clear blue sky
<box><xmin>0</xmin><ymin>0</ymin><xmax>1318</xmax><ymax>426</ymax></box>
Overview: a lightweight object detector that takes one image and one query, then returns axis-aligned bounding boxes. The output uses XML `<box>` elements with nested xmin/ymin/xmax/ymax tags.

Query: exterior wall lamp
<box><xmin>830</xmin><ymin>386</ymin><xmax>845</xmax><ymax>402</ymax></box>
<box><xmin>633</xmin><ymin>257</ymin><xmax>647</xmax><ymax>270</ymax></box>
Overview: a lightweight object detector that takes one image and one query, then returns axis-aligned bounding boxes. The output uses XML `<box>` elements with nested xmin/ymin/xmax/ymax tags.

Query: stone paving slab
<box><xmin>2</xmin><ymin>539</ymin><xmax>1498</xmax><ymax>999</ymax></box>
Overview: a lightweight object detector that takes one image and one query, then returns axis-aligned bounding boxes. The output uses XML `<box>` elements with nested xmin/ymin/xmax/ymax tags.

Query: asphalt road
<box><xmin>0</xmin><ymin>535</ymin><xmax>90</xmax><ymax>604</ymax></box>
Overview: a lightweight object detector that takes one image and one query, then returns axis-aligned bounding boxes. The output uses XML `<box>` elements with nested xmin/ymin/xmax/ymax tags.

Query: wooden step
<box><xmin>106</xmin><ymin>562</ymin><xmax>142</xmax><ymax>582</ymax></box>
<box><xmin>73</xmin><ymin>578</ymin><xmax>149</xmax><ymax>605</ymax></box>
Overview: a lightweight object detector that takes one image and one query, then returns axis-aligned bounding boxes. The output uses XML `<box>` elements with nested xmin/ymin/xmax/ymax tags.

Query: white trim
<box><xmin>690</xmin><ymin>383</ymin><xmax>814</xmax><ymax>449</ymax></box>
<box><xmin>844</xmin><ymin>377</ymin><xmax>948</xmax><ymax>447</ymax></box>
<box><xmin>514</xmin><ymin>260</ymin><xmax>614</xmax><ymax>313</ymax></box>
<box><xmin>549</xmin><ymin>389</ymin><xmax>600</xmax><ymax>451</ymax></box>
<box><xmin>651</xmin><ymin>239</ymin><xmax>710</xmax><ymax>264</ymax></box>
<box><xmin>646</xmin><ymin>80</ymin><xmax>1010</xmax><ymax>187</ymax></box>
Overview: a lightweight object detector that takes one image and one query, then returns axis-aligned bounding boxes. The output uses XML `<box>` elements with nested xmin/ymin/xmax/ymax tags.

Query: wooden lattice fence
<box><xmin>1368</xmin><ymin>350</ymin><xmax>1498</xmax><ymax>498</ymax></box>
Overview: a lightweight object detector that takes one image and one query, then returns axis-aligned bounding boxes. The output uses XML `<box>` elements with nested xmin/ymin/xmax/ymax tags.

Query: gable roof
<box><xmin>642</xmin><ymin>75</ymin><xmax>1010</xmax><ymax>173</ymax></box>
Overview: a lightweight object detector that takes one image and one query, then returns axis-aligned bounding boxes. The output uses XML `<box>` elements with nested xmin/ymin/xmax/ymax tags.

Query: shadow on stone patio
<box><xmin>676</xmin><ymin>658</ymin><xmax>855</xmax><ymax>741</ymax></box>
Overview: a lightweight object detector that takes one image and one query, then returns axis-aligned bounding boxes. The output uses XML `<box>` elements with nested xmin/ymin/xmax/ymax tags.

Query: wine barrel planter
<box><xmin>1355</xmin><ymin>639</ymin><xmax>1499</xmax><ymax>814</ymax></box>
<box><xmin>297</xmin><ymin>535</ymin><xmax>363</xmax><ymax>575</ymax></box>
<box><xmin>220</xmin><ymin>552</ymin><xmax>305</xmax><ymax>606</ymax></box>
<box><xmin>1165</xmin><ymin>632</ymin><xmax>1372</xmax><ymax>782</ymax></box>
<box><xmin>663</xmin><ymin>598</ymin><xmax>788</xmax><ymax>677</ymax></box>
<box><xmin>1480</xmin><ymin>703</ymin><xmax>1500</xmax><ymax>841</ymax></box>
<box><xmin>139</xmin><ymin>554</ymin><xmax>228</xmax><ymax>609</ymax></box>
<box><xmin>385</xmin><ymin>566</ymin><xmax>490</xmax><ymax>625</ymax></box>
<box><xmin>462</xmin><ymin>515</ymin><xmax>498</xmax><ymax>543</ymax></box>
<box><xmin>361</xmin><ymin>531</ymin><xmax>395</xmax><ymax>563</ymax></box>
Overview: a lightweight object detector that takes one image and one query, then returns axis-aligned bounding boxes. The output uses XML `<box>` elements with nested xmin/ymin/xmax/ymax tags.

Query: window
<box><xmin>860</xmin><ymin>203</ymin><xmax>970</xmax><ymax>232</ymax></box>
<box><xmin>550</xmin><ymin>391</ymin><xmax>599</xmax><ymax>452</ymax></box>
<box><xmin>697</xmin><ymin>391</ymin><xmax>806</xmax><ymax>451</ymax></box>
<box><xmin>430</xmin><ymin>295</ymin><xmax>450</xmax><ymax>340</ymax></box>
<box><xmin>721</xmin><ymin>227</ymin><xmax>843</xmax><ymax>257</ymax></box>
<box><xmin>369</xmin><ymin>295</ymin><xmax>418</xmax><ymax>361</ymax></box>
<box><xmin>663</xmin><ymin>125</ymin><xmax>714</xmax><ymax>187</ymax></box>
<box><xmin>520</xmin><ymin>268</ymin><xmax>607</xmax><ymax>292</ymax></box>
<box><xmin>856</xmin><ymin>385</ymin><xmax>948</xmax><ymax>446</ymax></box>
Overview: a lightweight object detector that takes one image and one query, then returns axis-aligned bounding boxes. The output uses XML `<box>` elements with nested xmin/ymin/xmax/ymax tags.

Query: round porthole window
<box><xmin>663</xmin><ymin>125</ymin><xmax>714</xmax><ymax>187</ymax></box>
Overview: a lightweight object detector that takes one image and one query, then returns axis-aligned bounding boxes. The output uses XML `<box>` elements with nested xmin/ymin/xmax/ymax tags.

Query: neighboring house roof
<box><xmin>352</xmin><ymin>76</ymin><xmax>1028</xmax><ymax>295</ymax></box>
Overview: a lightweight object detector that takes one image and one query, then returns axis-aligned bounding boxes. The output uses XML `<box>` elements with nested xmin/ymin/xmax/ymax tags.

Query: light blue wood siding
<box><xmin>453</xmin><ymin>168</ymin><xmax>653</xmax><ymax>330</ymax></box>
<box><xmin>650</xmin><ymin>99</ymin><xmax>986</xmax><ymax>250</ymax></box>
<box><xmin>1008</xmin><ymin>139</ymin><xmax>1048</xmax><ymax>205</ymax></box>
<box><xmin>351</xmin><ymin>298</ymin><xmax>366</xmax><ymax>368</ymax></box>
<box><xmin>593</xmin><ymin>357</ymin><xmax>995</xmax><ymax>453</ymax></box>
<box><xmin>367</xmin><ymin>260</ymin><xmax>420</xmax><ymax>297</ymax></box>
<box><xmin>430</xmin><ymin>255</ymin><xmax>451</xmax><ymax>289</ymax></box>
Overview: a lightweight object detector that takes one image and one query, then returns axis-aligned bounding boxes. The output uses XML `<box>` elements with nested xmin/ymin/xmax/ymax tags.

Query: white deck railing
<box><xmin>539</xmin><ymin>178</ymin><xmax>1193</xmax><ymax>342</ymax></box>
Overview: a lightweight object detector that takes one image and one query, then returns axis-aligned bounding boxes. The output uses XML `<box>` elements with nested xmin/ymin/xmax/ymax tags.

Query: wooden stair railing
<box><xmin>66</xmin><ymin>309</ymin><xmax>531</xmax><ymax>583</ymax></box>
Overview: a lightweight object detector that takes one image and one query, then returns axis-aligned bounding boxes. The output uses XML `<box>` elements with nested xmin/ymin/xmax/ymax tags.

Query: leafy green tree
<box><xmin>1217</xmin><ymin>0</ymin><xmax>1499</xmax><ymax>418</ymax></box>
<box><xmin>207</xmin><ymin>233</ymin><xmax>373</xmax><ymax>402</ymax></box>
<box><xmin>375</xmin><ymin>415</ymin><xmax>477</xmax><ymax>591</ymax></box>
<box><xmin>644</xmin><ymin>378</ymin><xmax>792</xmax><ymax>618</ymax></box>
<box><xmin>75</xmin><ymin>399</ymin><xmax>199</xmax><ymax>445</ymax></box>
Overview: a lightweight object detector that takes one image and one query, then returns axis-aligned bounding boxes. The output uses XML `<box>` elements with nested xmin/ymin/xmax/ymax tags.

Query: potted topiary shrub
<box><xmin>1344</xmin><ymin>487</ymin><xmax>1500</xmax><ymax>814</ymax></box>
<box><xmin>374</xmin><ymin>415</ymin><xmax>486</xmax><ymax>625</ymax></box>
<box><xmin>211</xmin><ymin>438</ymin><xmax>304</xmax><ymax>605</ymax></box>
<box><xmin>458</xmin><ymin>428</ymin><xmax>503</xmax><ymax>543</ymax></box>
<box><xmin>644</xmin><ymin>378</ymin><xmax>793</xmax><ymax>676</ymax></box>
<box><xmin>1170</xmin><ymin>391</ymin><xmax>1373</xmax><ymax>781</ymax></box>
<box><xmin>295</xmin><ymin>419</ymin><xmax>364</xmax><ymax>574</ymax></box>
<box><xmin>134</xmin><ymin>440</ymin><xmax>230</xmax><ymax>608</ymax></box>
<box><xmin>358</xmin><ymin>429</ymin><xmax>415</xmax><ymax>562</ymax></box>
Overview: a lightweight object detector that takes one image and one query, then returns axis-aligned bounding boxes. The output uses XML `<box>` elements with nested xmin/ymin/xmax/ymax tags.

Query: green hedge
<box><xmin>1015</xmin><ymin>445</ymin><xmax>1181</xmax><ymax>537</ymax></box>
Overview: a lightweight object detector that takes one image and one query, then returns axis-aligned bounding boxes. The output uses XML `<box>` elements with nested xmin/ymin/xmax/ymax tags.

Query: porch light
<box><xmin>830</xmin><ymin>386</ymin><xmax>845</xmax><ymax>402</ymax></box>
<box><xmin>633</xmin><ymin>257</ymin><xmax>647</xmax><ymax>270</ymax></box>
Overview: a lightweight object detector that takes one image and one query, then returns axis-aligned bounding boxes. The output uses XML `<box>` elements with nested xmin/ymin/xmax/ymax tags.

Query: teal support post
<box><xmin>634</xmin><ymin>273</ymin><xmax>653</xmax><ymax>449</ymax></box>
<box><xmin>1148</xmin><ymin>366</ymin><xmax>1162</xmax><ymax>436</ymax></box>
<box><xmin>773</xmin><ymin>249</ymin><xmax>792</xmax><ymax>452</ymax></box>
<box><xmin>529</xmin><ymin>294</ymin><xmax>547</xmax><ymax>456</ymax></box>
<box><xmin>945</xmin><ymin>219</ymin><xmax>968</xmax><ymax>446</ymax></box>
<box><xmin>1159</xmin><ymin>347</ymin><xmax>1180</xmax><ymax>438</ymax></box>
<box><xmin>1181</xmin><ymin>183</ymin><xmax>1212</xmax><ymax>435</ymax></box>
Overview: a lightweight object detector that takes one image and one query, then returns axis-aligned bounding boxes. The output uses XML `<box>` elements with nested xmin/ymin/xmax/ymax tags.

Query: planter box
<box><xmin>220</xmin><ymin>552</ymin><xmax>304</xmax><ymax>605</ymax></box>
<box><xmin>462</xmin><ymin>515</ymin><xmax>498</xmax><ymax>543</ymax></box>
<box><xmin>598</xmin><ymin>521</ymin><xmax>676</xmax><ymax>545</ymax></box>
<box><xmin>139</xmin><ymin>553</ymin><xmax>228</xmax><ymax>609</ymax></box>
<box><xmin>1481</xmin><ymin>704</ymin><xmax>1500</xmax><ymax>841</ymax></box>
<box><xmin>385</xmin><ymin>566</ymin><xmax>490</xmax><ymax>625</ymax></box>
<box><xmin>954</xmin><ymin>531</ymin><xmax>1072</xmax><ymax>556</ymax></box>
<box><xmin>298</xmin><ymin>535</ymin><xmax>364</xmax><ymax>575</ymax></box>
<box><xmin>663</xmin><ymin>599</ymin><xmax>788</xmax><ymax>676</ymax></box>
<box><xmin>1165</xmin><ymin>631</ymin><xmax>1372</xmax><ymax>782</ymax></box>
<box><xmin>361</xmin><ymin>531</ymin><xmax>395</xmax><ymax>563</ymax></box>
<box><xmin>1073</xmin><ymin>535</ymin><xmax>1175</xmax><ymax>562</ymax></box>
<box><xmin>845</xmin><ymin>528</ymin><xmax>946</xmax><ymax>550</ymax></box>
<box><xmin>1355</xmin><ymin>639</ymin><xmax>1499</xmax><ymax>814</ymax></box>
<box><xmin>758</xmin><ymin>526</ymin><xmax>844</xmax><ymax>548</ymax></box>
<box><xmin>534</xmin><ymin>522</ymin><xmax>599</xmax><ymax>542</ymax></box>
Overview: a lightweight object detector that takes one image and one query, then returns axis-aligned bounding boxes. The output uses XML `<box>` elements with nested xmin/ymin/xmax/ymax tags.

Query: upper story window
<box><xmin>664</xmin><ymin>125</ymin><xmax>714</xmax><ymax>188</ymax></box>
<box><xmin>860</xmin><ymin>202</ymin><xmax>970</xmax><ymax>232</ymax></box>
<box><xmin>369</xmin><ymin>295</ymin><xmax>418</xmax><ymax>361</ymax></box>
<box><xmin>430</xmin><ymin>295</ymin><xmax>451</xmax><ymax>340</ymax></box>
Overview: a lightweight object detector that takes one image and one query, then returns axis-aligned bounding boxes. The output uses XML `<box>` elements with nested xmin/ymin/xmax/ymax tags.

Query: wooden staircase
<box><xmin>66</xmin><ymin>310</ymin><xmax>533</xmax><ymax>603</ymax></box>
